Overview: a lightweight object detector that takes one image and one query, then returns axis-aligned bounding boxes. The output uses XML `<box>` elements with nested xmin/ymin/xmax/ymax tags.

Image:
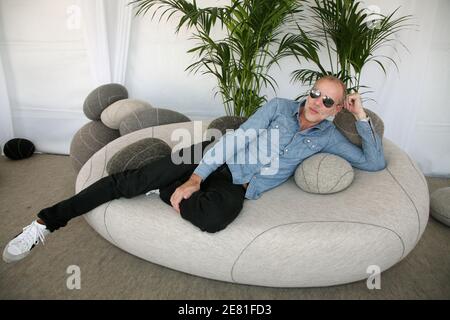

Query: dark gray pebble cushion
<box><xmin>70</xmin><ymin>121</ymin><xmax>120</xmax><ymax>172</ymax></box>
<box><xmin>333</xmin><ymin>108</ymin><xmax>384</xmax><ymax>147</ymax></box>
<box><xmin>106</xmin><ymin>138</ymin><xmax>172</xmax><ymax>175</ymax></box>
<box><xmin>83</xmin><ymin>83</ymin><xmax>128</xmax><ymax>121</ymax></box>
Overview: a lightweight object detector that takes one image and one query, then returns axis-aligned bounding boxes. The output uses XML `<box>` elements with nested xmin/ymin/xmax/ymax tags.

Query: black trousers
<box><xmin>38</xmin><ymin>140</ymin><xmax>246</xmax><ymax>233</ymax></box>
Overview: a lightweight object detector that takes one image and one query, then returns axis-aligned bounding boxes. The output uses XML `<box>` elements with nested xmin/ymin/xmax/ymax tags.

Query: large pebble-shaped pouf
<box><xmin>106</xmin><ymin>138</ymin><xmax>172</xmax><ymax>175</ymax></box>
<box><xmin>294</xmin><ymin>153</ymin><xmax>354</xmax><ymax>194</ymax></box>
<box><xmin>83</xmin><ymin>83</ymin><xmax>128</xmax><ymax>120</ymax></box>
<box><xmin>119</xmin><ymin>108</ymin><xmax>190</xmax><ymax>136</ymax></box>
<box><xmin>430</xmin><ymin>187</ymin><xmax>450</xmax><ymax>226</ymax></box>
<box><xmin>101</xmin><ymin>99</ymin><xmax>153</xmax><ymax>130</ymax></box>
<box><xmin>333</xmin><ymin>109</ymin><xmax>384</xmax><ymax>146</ymax></box>
<box><xmin>76</xmin><ymin>121</ymin><xmax>429</xmax><ymax>288</ymax></box>
<box><xmin>70</xmin><ymin>121</ymin><xmax>120</xmax><ymax>172</ymax></box>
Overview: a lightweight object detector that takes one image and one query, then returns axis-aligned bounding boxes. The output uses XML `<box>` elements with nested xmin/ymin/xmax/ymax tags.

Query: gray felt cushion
<box><xmin>83</xmin><ymin>83</ymin><xmax>128</xmax><ymax>120</ymax></box>
<box><xmin>101</xmin><ymin>99</ymin><xmax>153</xmax><ymax>129</ymax></box>
<box><xmin>70</xmin><ymin>121</ymin><xmax>120</xmax><ymax>172</ymax></box>
<box><xmin>294</xmin><ymin>153</ymin><xmax>354</xmax><ymax>194</ymax></box>
<box><xmin>333</xmin><ymin>108</ymin><xmax>384</xmax><ymax>147</ymax></box>
<box><xmin>119</xmin><ymin>108</ymin><xmax>191</xmax><ymax>136</ymax></box>
<box><xmin>430</xmin><ymin>187</ymin><xmax>450</xmax><ymax>226</ymax></box>
<box><xmin>207</xmin><ymin>116</ymin><xmax>248</xmax><ymax>135</ymax></box>
<box><xmin>106</xmin><ymin>138</ymin><xmax>172</xmax><ymax>175</ymax></box>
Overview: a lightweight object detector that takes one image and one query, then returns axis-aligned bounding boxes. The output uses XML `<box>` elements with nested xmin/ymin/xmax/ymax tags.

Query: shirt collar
<box><xmin>293</xmin><ymin>99</ymin><xmax>333</xmax><ymax>131</ymax></box>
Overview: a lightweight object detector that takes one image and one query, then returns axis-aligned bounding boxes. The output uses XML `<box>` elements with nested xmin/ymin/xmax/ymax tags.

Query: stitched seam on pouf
<box><xmin>81</xmin><ymin>160</ymin><xmax>93</xmax><ymax>191</ymax></box>
<box><xmin>89</xmin><ymin>124</ymin><xmax>108</xmax><ymax>146</ymax></box>
<box><xmin>386</xmin><ymin>167</ymin><xmax>422</xmax><ymax>245</ymax></box>
<box><xmin>79</xmin><ymin>130</ymin><xmax>99</xmax><ymax>152</ymax></box>
<box><xmin>406</xmin><ymin>155</ymin><xmax>428</xmax><ymax>189</ymax></box>
<box><xmin>317</xmin><ymin>154</ymin><xmax>329</xmax><ymax>194</ymax></box>
<box><xmin>103</xmin><ymin>201</ymin><xmax>119</xmax><ymax>247</ymax></box>
<box><xmin>101</xmin><ymin>146</ymin><xmax>108</xmax><ymax>177</ymax></box>
<box><xmin>230</xmin><ymin>221</ymin><xmax>406</xmax><ymax>283</ymax></box>
<box><xmin>328</xmin><ymin>170</ymin><xmax>354</xmax><ymax>193</ymax></box>
<box><xmin>301</xmin><ymin>163</ymin><xmax>312</xmax><ymax>192</ymax></box>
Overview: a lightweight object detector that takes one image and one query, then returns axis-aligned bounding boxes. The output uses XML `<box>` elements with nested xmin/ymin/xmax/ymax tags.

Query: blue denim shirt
<box><xmin>194</xmin><ymin>97</ymin><xmax>386</xmax><ymax>200</ymax></box>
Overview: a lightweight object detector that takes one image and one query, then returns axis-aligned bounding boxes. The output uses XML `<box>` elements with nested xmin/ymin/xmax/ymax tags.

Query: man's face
<box><xmin>303</xmin><ymin>79</ymin><xmax>344</xmax><ymax>124</ymax></box>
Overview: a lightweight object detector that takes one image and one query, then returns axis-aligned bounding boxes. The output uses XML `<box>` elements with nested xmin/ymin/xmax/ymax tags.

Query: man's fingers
<box><xmin>170</xmin><ymin>190</ymin><xmax>182</xmax><ymax>213</ymax></box>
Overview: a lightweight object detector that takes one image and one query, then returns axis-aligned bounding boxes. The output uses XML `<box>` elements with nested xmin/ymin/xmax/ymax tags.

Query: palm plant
<box><xmin>130</xmin><ymin>0</ymin><xmax>313</xmax><ymax>117</ymax></box>
<box><xmin>276</xmin><ymin>0</ymin><xmax>413</xmax><ymax>97</ymax></box>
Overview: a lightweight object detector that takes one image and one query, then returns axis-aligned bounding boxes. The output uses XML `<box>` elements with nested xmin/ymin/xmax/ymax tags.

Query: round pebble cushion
<box><xmin>76</xmin><ymin>121</ymin><xmax>429</xmax><ymax>288</ymax></box>
<box><xmin>430</xmin><ymin>187</ymin><xmax>450</xmax><ymax>226</ymax></box>
<box><xmin>3</xmin><ymin>138</ymin><xmax>35</xmax><ymax>160</ymax></box>
<box><xmin>119</xmin><ymin>108</ymin><xmax>191</xmax><ymax>136</ymax></box>
<box><xmin>70</xmin><ymin>121</ymin><xmax>120</xmax><ymax>172</ymax></box>
<box><xmin>333</xmin><ymin>108</ymin><xmax>384</xmax><ymax>147</ymax></box>
<box><xmin>207</xmin><ymin>116</ymin><xmax>248</xmax><ymax>135</ymax></box>
<box><xmin>106</xmin><ymin>138</ymin><xmax>172</xmax><ymax>175</ymax></box>
<box><xmin>101</xmin><ymin>99</ymin><xmax>153</xmax><ymax>130</ymax></box>
<box><xmin>294</xmin><ymin>153</ymin><xmax>354</xmax><ymax>194</ymax></box>
<box><xmin>83</xmin><ymin>83</ymin><xmax>128</xmax><ymax>121</ymax></box>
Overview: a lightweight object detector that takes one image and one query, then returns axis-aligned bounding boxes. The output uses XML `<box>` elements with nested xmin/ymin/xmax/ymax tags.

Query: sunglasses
<box><xmin>309</xmin><ymin>88</ymin><xmax>335</xmax><ymax>108</ymax></box>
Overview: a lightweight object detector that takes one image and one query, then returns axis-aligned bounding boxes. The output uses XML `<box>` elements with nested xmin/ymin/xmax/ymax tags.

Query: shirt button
<box><xmin>285</xmin><ymin>148</ymin><xmax>288</xmax><ymax>152</ymax></box>
<box><xmin>306</xmin><ymin>139</ymin><xmax>311</xmax><ymax>143</ymax></box>
<box><xmin>275</xmin><ymin>125</ymin><xmax>279</xmax><ymax>128</ymax></box>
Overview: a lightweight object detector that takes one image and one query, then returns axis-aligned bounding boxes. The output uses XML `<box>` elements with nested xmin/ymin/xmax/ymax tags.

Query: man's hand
<box><xmin>344</xmin><ymin>92</ymin><xmax>367</xmax><ymax>120</ymax></box>
<box><xmin>170</xmin><ymin>173</ymin><xmax>202</xmax><ymax>213</ymax></box>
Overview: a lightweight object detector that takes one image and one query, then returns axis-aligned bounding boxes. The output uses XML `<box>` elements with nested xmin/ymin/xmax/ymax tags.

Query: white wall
<box><xmin>0</xmin><ymin>0</ymin><xmax>92</xmax><ymax>154</ymax></box>
<box><xmin>0</xmin><ymin>0</ymin><xmax>449</xmax><ymax>176</ymax></box>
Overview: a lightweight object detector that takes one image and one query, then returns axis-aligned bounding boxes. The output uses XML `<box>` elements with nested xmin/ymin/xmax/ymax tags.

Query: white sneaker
<box><xmin>3</xmin><ymin>220</ymin><xmax>50</xmax><ymax>263</ymax></box>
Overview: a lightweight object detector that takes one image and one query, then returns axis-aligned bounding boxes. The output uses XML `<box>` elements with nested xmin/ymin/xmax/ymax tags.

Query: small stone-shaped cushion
<box><xmin>119</xmin><ymin>108</ymin><xmax>191</xmax><ymax>136</ymax></box>
<box><xmin>205</xmin><ymin>115</ymin><xmax>248</xmax><ymax>141</ymax></box>
<box><xmin>430</xmin><ymin>187</ymin><xmax>450</xmax><ymax>226</ymax></box>
<box><xmin>294</xmin><ymin>153</ymin><xmax>354</xmax><ymax>194</ymax></box>
<box><xmin>83</xmin><ymin>83</ymin><xmax>128</xmax><ymax>120</ymax></box>
<box><xmin>207</xmin><ymin>116</ymin><xmax>248</xmax><ymax>134</ymax></box>
<box><xmin>333</xmin><ymin>108</ymin><xmax>384</xmax><ymax>147</ymax></box>
<box><xmin>106</xmin><ymin>138</ymin><xmax>172</xmax><ymax>175</ymax></box>
<box><xmin>3</xmin><ymin>138</ymin><xmax>35</xmax><ymax>160</ymax></box>
<box><xmin>70</xmin><ymin>121</ymin><xmax>120</xmax><ymax>172</ymax></box>
<box><xmin>101</xmin><ymin>99</ymin><xmax>153</xmax><ymax>129</ymax></box>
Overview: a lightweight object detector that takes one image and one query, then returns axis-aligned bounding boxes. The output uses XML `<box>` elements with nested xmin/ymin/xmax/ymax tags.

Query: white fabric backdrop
<box><xmin>0</xmin><ymin>0</ymin><xmax>449</xmax><ymax>176</ymax></box>
<box><xmin>0</xmin><ymin>49</ymin><xmax>14</xmax><ymax>151</ymax></box>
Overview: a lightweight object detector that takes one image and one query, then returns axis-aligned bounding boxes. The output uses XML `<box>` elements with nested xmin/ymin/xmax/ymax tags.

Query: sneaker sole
<box><xmin>2</xmin><ymin>245</ymin><xmax>33</xmax><ymax>263</ymax></box>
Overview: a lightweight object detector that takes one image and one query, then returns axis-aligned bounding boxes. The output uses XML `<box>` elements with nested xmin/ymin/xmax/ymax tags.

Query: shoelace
<box><xmin>14</xmin><ymin>223</ymin><xmax>47</xmax><ymax>251</ymax></box>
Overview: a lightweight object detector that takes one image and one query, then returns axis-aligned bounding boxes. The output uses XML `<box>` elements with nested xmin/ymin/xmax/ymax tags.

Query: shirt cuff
<box><xmin>193</xmin><ymin>164</ymin><xmax>214</xmax><ymax>181</ymax></box>
<box><xmin>358</xmin><ymin>116</ymin><xmax>370</xmax><ymax>122</ymax></box>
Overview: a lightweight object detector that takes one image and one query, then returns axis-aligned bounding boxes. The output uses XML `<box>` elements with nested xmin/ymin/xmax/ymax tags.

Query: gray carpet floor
<box><xmin>0</xmin><ymin>154</ymin><xmax>449</xmax><ymax>300</ymax></box>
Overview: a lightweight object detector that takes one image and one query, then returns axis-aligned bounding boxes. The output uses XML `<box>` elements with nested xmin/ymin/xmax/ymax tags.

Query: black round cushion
<box><xmin>3</xmin><ymin>138</ymin><xmax>35</xmax><ymax>160</ymax></box>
